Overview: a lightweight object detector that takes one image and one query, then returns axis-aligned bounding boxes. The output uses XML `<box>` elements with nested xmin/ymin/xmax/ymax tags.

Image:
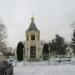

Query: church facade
<box><xmin>24</xmin><ymin>17</ymin><xmax>43</xmax><ymax>61</ymax></box>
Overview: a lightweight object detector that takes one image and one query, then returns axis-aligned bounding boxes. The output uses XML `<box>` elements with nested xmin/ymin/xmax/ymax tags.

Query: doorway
<box><xmin>30</xmin><ymin>46</ymin><xmax>36</xmax><ymax>59</ymax></box>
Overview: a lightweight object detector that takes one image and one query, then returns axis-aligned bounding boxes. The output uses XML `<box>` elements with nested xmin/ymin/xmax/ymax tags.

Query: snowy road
<box><xmin>13</xmin><ymin>62</ymin><xmax>75</xmax><ymax>75</ymax></box>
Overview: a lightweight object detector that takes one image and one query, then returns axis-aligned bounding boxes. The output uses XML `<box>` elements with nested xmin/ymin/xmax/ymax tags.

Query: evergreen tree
<box><xmin>17</xmin><ymin>41</ymin><xmax>24</xmax><ymax>61</ymax></box>
<box><xmin>50</xmin><ymin>34</ymin><xmax>67</xmax><ymax>56</ymax></box>
<box><xmin>71</xmin><ymin>29</ymin><xmax>75</xmax><ymax>55</ymax></box>
<box><xmin>43</xmin><ymin>43</ymin><xmax>49</xmax><ymax>54</ymax></box>
<box><xmin>42</xmin><ymin>43</ymin><xmax>49</xmax><ymax>60</ymax></box>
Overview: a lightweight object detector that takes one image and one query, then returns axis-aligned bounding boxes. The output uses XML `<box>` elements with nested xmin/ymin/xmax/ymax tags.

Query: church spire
<box><xmin>26</xmin><ymin>16</ymin><xmax>39</xmax><ymax>32</ymax></box>
<box><xmin>31</xmin><ymin>16</ymin><xmax>34</xmax><ymax>22</ymax></box>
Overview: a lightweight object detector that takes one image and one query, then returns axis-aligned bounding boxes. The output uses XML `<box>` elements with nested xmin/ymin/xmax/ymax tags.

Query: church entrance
<box><xmin>30</xmin><ymin>46</ymin><xmax>36</xmax><ymax>59</ymax></box>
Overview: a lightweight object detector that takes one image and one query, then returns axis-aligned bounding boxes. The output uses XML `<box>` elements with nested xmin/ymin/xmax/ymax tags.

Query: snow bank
<box><xmin>14</xmin><ymin>61</ymin><xmax>75</xmax><ymax>75</ymax></box>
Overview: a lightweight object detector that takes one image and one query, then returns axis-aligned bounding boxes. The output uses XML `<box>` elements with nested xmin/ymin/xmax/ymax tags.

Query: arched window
<box><xmin>27</xmin><ymin>35</ymin><xmax>28</xmax><ymax>41</ymax></box>
<box><xmin>31</xmin><ymin>35</ymin><xmax>35</xmax><ymax>40</ymax></box>
<box><xmin>38</xmin><ymin>36</ymin><xmax>39</xmax><ymax>40</ymax></box>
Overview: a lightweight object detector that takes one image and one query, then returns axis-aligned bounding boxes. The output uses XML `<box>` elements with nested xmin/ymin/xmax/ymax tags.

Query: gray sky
<box><xmin>0</xmin><ymin>0</ymin><xmax>75</xmax><ymax>48</ymax></box>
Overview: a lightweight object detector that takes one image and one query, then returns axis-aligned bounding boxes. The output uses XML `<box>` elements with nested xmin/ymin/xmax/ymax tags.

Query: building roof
<box><xmin>26</xmin><ymin>17</ymin><xmax>39</xmax><ymax>32</ymax></box>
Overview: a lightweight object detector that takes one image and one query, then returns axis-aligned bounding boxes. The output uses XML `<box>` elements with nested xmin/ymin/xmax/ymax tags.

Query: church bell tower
<box><xmin>25</xmin><ymin>16</ymin><xmax>42</xmax><ymax>61</ymax></box>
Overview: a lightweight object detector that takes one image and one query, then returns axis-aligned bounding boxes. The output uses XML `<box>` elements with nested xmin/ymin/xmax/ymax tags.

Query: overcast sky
<box><xmin>0</xmin><ymin>0</ymin><xmax>75</xmax><ymax>48</ymax></box>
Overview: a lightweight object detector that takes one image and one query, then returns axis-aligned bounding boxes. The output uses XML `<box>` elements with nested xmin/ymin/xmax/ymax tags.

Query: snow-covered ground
<box><xmin>13</xmin><ymin>60</ymin><xmax>75</xmax><ymax>75</ymax></box>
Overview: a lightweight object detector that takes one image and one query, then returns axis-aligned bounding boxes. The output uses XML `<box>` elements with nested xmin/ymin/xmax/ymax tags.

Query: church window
<box><xmin>27</xmin><ymin>35</ymin><xmax>28</xmax><ymax>41</ymax></box>
<box><xmin>38</xmin><ymin>36</ymin><xmax>39</xmax><ymax>40</ymax></box>
<box><xmin>27</xmin><ymin>48</ymin><xmax>28</xmax><ymax>51</ymax></box>
<box><xmin>31</xmin><ymin>35</ymin><xmax>35</xmax><ymax>40</ymax></box>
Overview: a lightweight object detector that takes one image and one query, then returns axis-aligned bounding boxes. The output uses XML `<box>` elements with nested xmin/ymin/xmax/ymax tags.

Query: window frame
<box><xmin>31</xmin><ymin>34</ymin><xmax>35</xmax><ymax>40</ymax></box>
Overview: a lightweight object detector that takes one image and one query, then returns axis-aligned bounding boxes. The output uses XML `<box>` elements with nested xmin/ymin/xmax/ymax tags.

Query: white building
<box><xmin>24</xmin><ymin>17</ymin><xmax>43</xmax><ymax>61</ymax></box>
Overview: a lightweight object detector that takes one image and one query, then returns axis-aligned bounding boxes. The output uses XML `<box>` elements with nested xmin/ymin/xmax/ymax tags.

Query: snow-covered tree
<box><xmin>0</xmin><ymin>18</ymin><xmax>7</xmax><ymax>54</ymax></box>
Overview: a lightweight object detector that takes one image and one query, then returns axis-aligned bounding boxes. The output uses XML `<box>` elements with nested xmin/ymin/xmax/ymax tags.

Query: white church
<box><xmin>15</xmin><ymin>17</ymin><xmax>73</xmax><ymax>61</ymax></box>
<box><xmin>24</xmin><ymin>17</ymin><xmax>43</xmax><ymax>61</ymax></box>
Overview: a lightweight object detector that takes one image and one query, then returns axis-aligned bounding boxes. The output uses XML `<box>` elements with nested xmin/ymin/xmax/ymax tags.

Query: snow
<box><xmin>0</xmin><ymin>52</ymin><xmax>3</xmax><ymax>56</ymax></box>
<box><xmin>13</xmin><ymin>61</ymin><xmax>75</xmax><ymax>75</ymax></box>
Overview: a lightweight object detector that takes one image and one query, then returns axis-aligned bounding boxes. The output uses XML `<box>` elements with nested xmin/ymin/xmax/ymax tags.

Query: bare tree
<box><xmin>0</xmin><ymin>18</ymin><xmax>7</xmax><ymax>54</ymax></box>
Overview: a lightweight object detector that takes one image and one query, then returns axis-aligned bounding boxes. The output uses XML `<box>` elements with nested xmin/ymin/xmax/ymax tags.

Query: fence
<box><xmin>15</xmin><ymin>57</ymin><xmax>73</xmax><ymax>67</ymax></box>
